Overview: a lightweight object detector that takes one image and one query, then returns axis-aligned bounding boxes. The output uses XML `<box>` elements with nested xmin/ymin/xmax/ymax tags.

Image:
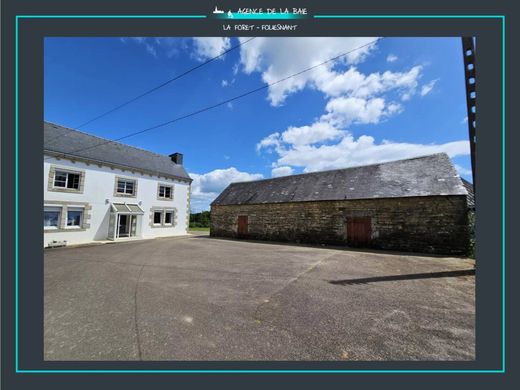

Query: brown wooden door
<box><xmin>346</xmin><ymin>217</ymin><xmax>372</xmax><ymax>246</ymax></box>
<box><xmin>237</xmin><ymin>215</ymin><xmax>248</xmax><ymax>237</ymax></box>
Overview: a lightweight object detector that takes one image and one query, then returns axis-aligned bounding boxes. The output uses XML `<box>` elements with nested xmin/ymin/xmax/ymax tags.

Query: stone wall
<box><xmin>210</xmin><ymin>196</ymin><xmax>470</xmax><ymax>255</ymax></box>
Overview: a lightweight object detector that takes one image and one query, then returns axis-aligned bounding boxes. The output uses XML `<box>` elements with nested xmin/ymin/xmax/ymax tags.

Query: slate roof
<box><xmin>212</xmin><ymin>153</ymin><xmax>468</xmax><ymax>206</ymax></box>
<box><xmin>44</xmin><ymin>122</ymin><xmax>191</xmax><ymax>181</ymax></box>
<box><xmin>460</xmin><ymin>177</ymin><xmax>475</xmax><ymax>209</ymax></box>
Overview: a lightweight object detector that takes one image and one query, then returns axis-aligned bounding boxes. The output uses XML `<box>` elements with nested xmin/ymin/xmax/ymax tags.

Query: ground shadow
<box><xmin>198</xmin><ymin>235</ymin><xmax>471</xmax><ymax>259</ymax></box>
<box><xmin>329</xmin><ymin>269</ymin><xmax>475</xmax><ymax>286</ymax></box>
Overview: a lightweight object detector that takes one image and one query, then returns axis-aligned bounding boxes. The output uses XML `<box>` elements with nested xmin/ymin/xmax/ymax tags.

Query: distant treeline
<box><xmin>189</xmin><ymin>211</ymin><xmax>210</xmax><ymax>228</ymax></box>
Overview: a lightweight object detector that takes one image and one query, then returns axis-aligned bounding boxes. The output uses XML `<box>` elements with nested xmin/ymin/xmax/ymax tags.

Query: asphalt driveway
<box><xmin>44</xmin><ymin>235</ymin><xmax>475</xmax><ymax>361</ymax></box>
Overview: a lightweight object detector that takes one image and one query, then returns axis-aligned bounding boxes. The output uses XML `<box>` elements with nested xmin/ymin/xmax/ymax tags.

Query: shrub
<box><xmin>468</xmin><ymin>210</ymin><xmax>476</xmax><ymax>259</ymax></box>
<box><xmin>189</xmin><ymin>211</ymin><xmax>211</xmax><ymax>228</ymax></box>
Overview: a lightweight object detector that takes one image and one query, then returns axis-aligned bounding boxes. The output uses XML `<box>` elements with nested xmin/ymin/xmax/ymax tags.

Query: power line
<box><xmin>74</xmin><ymin>37</ymin><xmax>257</xmax><ymax>130</ymax></box>
<box><xmin>46</xmin><ymin>38</ymin><xmax>382</xmax><ymax>160</ymax></box>
<box><xmin>45</xmin><ymin>37</ymin><xmax>256</xmax><ymax>147</ymax></box>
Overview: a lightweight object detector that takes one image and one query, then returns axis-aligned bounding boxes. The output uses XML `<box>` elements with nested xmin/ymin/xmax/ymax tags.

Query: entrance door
<box><xmin>117</xmin><ymin>215</ymin><xmax>132</xmax><ymax>238</ymax></box>
<box><xmin>346</xmin><ymin>217</ymin><xmax>372</xmax><ymax>246</ymax></box>
<box><xmin>237</xmin><ymin>215</ymin><xmax>248</xmax><ymax>237</ymax></box>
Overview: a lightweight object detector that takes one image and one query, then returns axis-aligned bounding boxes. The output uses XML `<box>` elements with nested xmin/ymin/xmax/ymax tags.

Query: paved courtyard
<box><xmin>44</xmin><ymin>235</ymin><xmax>475</xmax><ymax>361</ymax></box>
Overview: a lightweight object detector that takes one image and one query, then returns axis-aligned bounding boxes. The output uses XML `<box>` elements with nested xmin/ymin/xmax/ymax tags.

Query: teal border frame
<box><xmin>14</xmin><ymin>13</ymin><xmax>506</xmax><ymax>374</ymax></box>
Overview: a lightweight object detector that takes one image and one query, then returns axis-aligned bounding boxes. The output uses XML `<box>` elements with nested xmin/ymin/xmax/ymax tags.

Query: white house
<box><xmin>43</xmin><ymin>122</ymin><xmax>192</xmax><ymax>247</ymax></box>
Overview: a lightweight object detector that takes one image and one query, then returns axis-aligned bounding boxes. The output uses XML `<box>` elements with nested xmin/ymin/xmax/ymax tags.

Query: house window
<box><xmin>44</xmin><ymin>206</ymin><xmax>61</xmax><ymax>229</ymax></box>
<box><xmin>158</xmin><ymin>185</ymin><xmax>173</xmax><ymax>199</ymax></box>
<box><xmin>164</xmin><ymin>211</ymin><xmax>173</xmax><ymax>225</ymax></box>
<box><xmin>54</xmin><ymin>170</ymin><xmax>80</xmax><ymax>189</ymax></box>
<box><xmin>66</xmin><ymin>208</ymin><xmax>83</xmax><ymax>228</ymax></box>
<box><xmin>116</xmin><ymin>179</ymin><xmax>136</xmax><ymax>195</ymax></box>
<box><xmin>151</xmin><ymin>208</ymin><xmax>176</xmax><ymax>227</ymax></box>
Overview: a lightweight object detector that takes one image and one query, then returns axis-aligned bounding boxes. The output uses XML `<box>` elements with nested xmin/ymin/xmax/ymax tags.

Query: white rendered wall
<box><xmin>44</xmin><ymin>155</ymin><xmax>191</xmax><ymax>246</ymax></box>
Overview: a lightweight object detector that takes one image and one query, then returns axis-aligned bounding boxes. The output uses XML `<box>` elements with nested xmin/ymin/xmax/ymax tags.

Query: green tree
<box><xmin>190</xmin><ymin>211</ymin><xmax>211</xmax><ymax>228</ymax></box>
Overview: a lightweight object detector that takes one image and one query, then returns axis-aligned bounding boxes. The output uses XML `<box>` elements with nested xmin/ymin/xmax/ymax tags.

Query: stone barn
<box><xmin>210</xmin><ymin>153</ymin><xmax>470</xmax><ymax>255</ymax></box>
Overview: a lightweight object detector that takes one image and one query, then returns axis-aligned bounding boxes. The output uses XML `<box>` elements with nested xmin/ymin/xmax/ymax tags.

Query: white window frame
<box><xmin>116</xmin><ymin>178</ymin><xmax>136</xmax><ymax>195</ymax></box>
<box><xmin>44</xmin><ymin>206</ymin><xmax>62</xmax><ymax>230</ymax></box>
<box><xmin>163</xmin><ymin>210</ymin><xmax>174</xmax><ymax>226</ymax></box>
<box><xmin>151</xmin><ymin>208</ymin><xmax>176</xmax><ymax>228</ymax></box>
<box><xmin>53</xmin><ymin>169</ymin><xmax>81</xmax><ymax>190</ymax></box>
<box><xmin>153</xmin><ymin>211</ymin><xmax>163</xmax><ymax>225</ymax></box>
<box><xmin>158</xmin><ymin>184</ymin><xmax>173</xmax><ymax>199</ymax></box>
<box><xmin>66</xmin><ymin>206</ymin><xmax>84</xmax><ymax>229</ymax></box>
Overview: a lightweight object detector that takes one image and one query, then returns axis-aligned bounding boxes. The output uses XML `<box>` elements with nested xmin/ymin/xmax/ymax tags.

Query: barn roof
<box><xmin>460</xmin><ymin>177</ymin><xmax>475</xmax><ymax>209</ymax></box>
<box><xmin>212</xmin><ymin>153</ymin><xmax>468</xmax><ymax>206</ymax></box>
<box><xmin>44</xmin><ymin>121</ymin><xmax>191</xmax><ymax>181</ymax></box>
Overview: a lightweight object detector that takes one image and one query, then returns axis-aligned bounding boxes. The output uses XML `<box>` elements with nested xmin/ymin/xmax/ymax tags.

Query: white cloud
<box><xmin>193</xmin><ymin>167</ymin><xmax>263</xmax><ymax>193</ymax></box>
<box><xmin>124</xmin><ymin>37</ymin><xmax>158</xmax><ymax>58</ymax></box>
<box><xmin>270</xmin><ymin>133</ymin><xmax>470</xmax><ymax>173</ymax></box>
<box><xmin>256</xmin><ymin>132</ymin><xmax>281</xmax><ymax>152</ymax></box>
<box><xmin>145</xmin><ymin>44</ymin><xmax>157</xmax><ymax>57</ymax></box>
<box><xmin>281</xmin><ymin>121</ymin><xmax>344</xmax><ymax>146</ymax></box>
<box><xmin>454</xmin><ymin>164</ymin><xmax>472</xmax><ymax>176</ymax></box>
<box><xmin>246</xmin><ymin>38</ymin><xmax>465</xmax><ymax>178</ymax></box>
<box><xmin>312</xmin><ymin>65</ymin><xmax>423</xmax><ymax>101</ymax></box>
<box><xmin>121</xmin><ymin>37</ymin><xmax>231</xmax><ymax>61</ymax></box>
<box><xmin>153</xmin><ymin>38</ymin><xmax>186</xmax><ymax>58</ymax></box>
<box><xmin>461</xmin><ymin>116</ymin><xmax>468</xmax><ymax>124</ymax></box>
<box><xmin>257</xmin><ymin>95</ymin><xmax>403</xmax><ymax>152</ymax></box>
<box><xmin>221</xmin><ymin>77</ymin><xmax>236</xmax><ymax>88</ymax></box>
<box><xmin>189</xmin><ymin>167</ymin><xmax>263</xmax><ymax>211</ymax></box>
<box><xmin>120</xmin><ymin>37</ymin><xmax>188</xmax><ymax>58</ymax></box>
<box><xmin>420</xmin><ymin>79</ymin><xmax>438</xmax><ymax>96</ymax></box>
<box><xmin>232</xmin><ymin>63</ymin><xmax>240</xmax><ymax>75</ymax></box>
<box><xmin>192</xmin><ymin>37</ymin><xmax>231</xmax><ymax>61</ymax></box>
<box><xmin>259</xmin><ymin>104</ymin><xmax>470</xmax><ymax>173</ymax></box>
<box><xmin>271</xmin><ymin>166</ymin><xmax>294</xmax><ymax>178</ymax></box>
<box><xmin>322</xmin><ymin>96</ymin><xmax>402</xmax><ymax>127</ymax></box>
<box><xmin>387</xmin><ymin>54</ymin><xmax>398</xmax><ymax>62</ymax></box>
<box><xmin>252</xmin><ymin>42</ymin><xmax>433</xmax><ymax>169</ymax></box>
<box><xmin>238</xmin><ymin>37</ymin><xmax>380</xmax><ymax>105</ymax></box>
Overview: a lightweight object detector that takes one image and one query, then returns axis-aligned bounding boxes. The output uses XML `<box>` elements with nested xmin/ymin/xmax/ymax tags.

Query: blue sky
<box><xmin>45</xmin><ymin>37</ymin><xmax>472</xmax><ymax>211</ymax></box>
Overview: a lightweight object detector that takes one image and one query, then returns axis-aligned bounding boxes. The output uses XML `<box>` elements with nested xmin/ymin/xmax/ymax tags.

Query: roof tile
<box><xmin>44</xmin><ymin>122</ymin><xmax>191</xmax><ymax>181</ymax></box>
<box><xmin>212</xmin><ymin>153</ymin><xmax>467</xmax><ymax>205</ymax></box>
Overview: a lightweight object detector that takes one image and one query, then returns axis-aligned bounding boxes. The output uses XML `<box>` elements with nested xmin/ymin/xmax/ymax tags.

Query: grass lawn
<box><xmin>189</xmin><ymin>227</ymin><xmax>210</xmax><ymax>232</ymax></box>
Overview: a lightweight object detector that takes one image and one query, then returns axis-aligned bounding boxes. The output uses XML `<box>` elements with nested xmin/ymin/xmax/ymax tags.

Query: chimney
<box><xmin>169</xmin><ymin>152</ymin><xmax>183</xmax><ymax>165</ymax></box>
